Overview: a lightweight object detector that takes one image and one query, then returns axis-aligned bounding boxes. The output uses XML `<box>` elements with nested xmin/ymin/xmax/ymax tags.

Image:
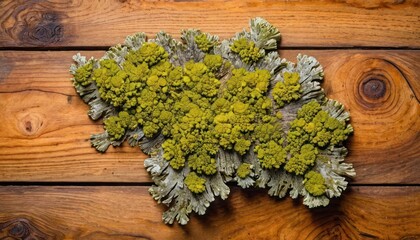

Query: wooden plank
<box><xmin>0</xmin><ymin>0</ymin><xmax>419</xmax><ymax>48</ymax></box>
<box><xmin>0</xmin><ymin>50</ymin><xmax>418</xmax><ymax>183</ymax></box>
<box><xmin>0</xmin><ymin>51</ymin><xmax>148</xmax><ymax>182</ymax></box>
<box><xmin>0</xmin><ymin>186</ymin><xmax>418</xmax><ymax>239</ymax></box>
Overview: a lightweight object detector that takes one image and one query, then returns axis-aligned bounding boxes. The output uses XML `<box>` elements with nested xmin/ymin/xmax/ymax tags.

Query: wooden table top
<box><xmin>0</xmin><ymin>0</ymin><xmax>419</xmax><ymax>239</ymax></box>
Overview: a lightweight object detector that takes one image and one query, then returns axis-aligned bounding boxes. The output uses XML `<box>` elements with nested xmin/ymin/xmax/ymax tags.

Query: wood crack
<box><xmin>0</xmin><ymin>88</ymin><xmax>74</xmax><ymax>97</ymax></box>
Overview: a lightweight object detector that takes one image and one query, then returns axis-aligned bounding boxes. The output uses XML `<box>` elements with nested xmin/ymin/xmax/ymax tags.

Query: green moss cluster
<box><xmin>224</xmin><ymin>68</ymin><xmax>271</xmax><ymax>101</ymax></box>
<box><xmin>272</xmin><ymin>72</ymin><xmax>302</xmax><ymax>107</ymax></box>
<box><xmin>231</xmin><ymin>38</ymin><xmax>263</xmax><ymax>63</ymax></box>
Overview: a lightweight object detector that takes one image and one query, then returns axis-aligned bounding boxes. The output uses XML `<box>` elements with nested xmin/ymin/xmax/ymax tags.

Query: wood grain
<box><xmin>0</xmin><ymin>186</ymin><xmax>418</xmax><ymax>239</ymax></box>
<box><xmin>0</xmin><ymin>0</ymin><xmax>419</xmax><ymax>48</ymax></box>
<box><xmin>0</xmin><ymin>50</ymin><xmax>419</xmax><ymax>183</ymax></box>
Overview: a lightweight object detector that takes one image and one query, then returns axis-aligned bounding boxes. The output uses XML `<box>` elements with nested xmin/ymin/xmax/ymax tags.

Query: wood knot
<box><xmin>361</xmin><ymin>78</ymin><xmax>386</xmax><ymax>99</ymax></box>
<box><xmin>25</xmin><ymin>121</ymin><xmax>33</xmax><ymax>132</ymax></box>
<box><xmin>324</xmin><ymin>53</ymin><xmax>419</xmax><ymax>158</ymax></box>
<box><xmin>351</xmin><ymin>58</ymin><xmax>399</xmax><ymax>111</ymax></box>
<box><xmin>355</xmin><ymin>72</ymin><xmax>391</xmax><ymax>110</ymax></box>
<box><xmin>9</xmin><ymin>221</ymin><xmax>29</xmax><ymax>238</ymax></box>
<box><xmin>0</xmin><ymin>218</ymin><xmax>50</xmax><ymax>239</ymax></box>
<box><xmin>67</xmin><ymin>95</ymin><xmax>73</xmax><ymax>104</ymax></box>
<box><xmin>18</xmin><ymin>11</ymin><xmax>64</xmax><ymax>46</ymax></box>
<box><xmin>19</xmin><ymin>113</ymin><xmax>44</xmax><ymax>136</ymax></box>
<box><xmin>2</xmin><ymin>1</ymin><xmax>71</xmax><ymax>46</ymax></box>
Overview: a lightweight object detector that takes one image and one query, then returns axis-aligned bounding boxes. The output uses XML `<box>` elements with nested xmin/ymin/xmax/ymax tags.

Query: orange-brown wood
<box><xmin>0</xmin><ymin>0</ymin><xmax>419</xmax><ymax>48</ymax></box>
<box><xmin>0</xmin><ymin>186</ymin><xmax>418</xmax><ymax>239</ymax></box>
<box><xmin>0</xmin><ymin>1</ymin><xmax>419</xmax><ymax>237</ymax></box>
<box><xmin>0</xmin><ymin>50</ymin><xmax>418</xmax><ymax>183</ymax></box>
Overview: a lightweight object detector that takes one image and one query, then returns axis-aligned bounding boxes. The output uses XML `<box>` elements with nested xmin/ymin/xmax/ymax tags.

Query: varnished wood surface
<box><xmin>0</xmin><ymin>0</ymin><xmax>419</xmax><ymax>238</ymax></box>
<box><xmin>0</xmin><ymin>50</ymin><xmax>418</xmax><ymax>184</ymax></box>
<box><xmin>0</xmin><ymin>186</ymin><xmax>419</xmax><ymax>240</ymax></box>
<box><xmin>0</xmin><ymin>0</ymin><xmax>419</xmax><ymax>48</ymax></box>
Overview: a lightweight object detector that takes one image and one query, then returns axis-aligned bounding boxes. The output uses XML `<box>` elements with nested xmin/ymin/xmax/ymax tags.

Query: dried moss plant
<box><xmin>70</xmin><ymin>18</ymin><xmax>355</xmax><ymax>225</ymax></box>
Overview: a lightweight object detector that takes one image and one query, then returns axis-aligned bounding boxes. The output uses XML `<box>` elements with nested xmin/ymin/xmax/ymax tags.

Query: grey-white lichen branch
<box><xmin>70</xmin><ymin>17</ymin><xmax>355</xmax><ymax>225</ymax></box>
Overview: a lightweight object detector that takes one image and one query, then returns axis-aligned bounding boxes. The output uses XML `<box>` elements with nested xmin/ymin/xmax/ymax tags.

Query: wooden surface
<box><xmin>0</xmin><ymin>0</ymin><xmax>419</xmax><ymax>48</ymax></box>
<box><xmin>0</xmin><ymin>0</ymin><xmax>419</xmax><ymax>239</ymax></box>
<box><xmin>0</xmin><ymin>186</ymin><xmax>419</xmax><ymax>240</ymax></box>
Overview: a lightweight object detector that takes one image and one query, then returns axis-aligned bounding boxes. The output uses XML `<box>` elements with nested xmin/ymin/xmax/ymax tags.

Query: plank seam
<box><xmin>0</xmin><ymin>46</ymin><xmax>419</xmax><ymax>51</ymax></box>
<box><xmin>0</xmin><ymin>182</ymin><xmax>418</xmax><ymax>187</ymax></box>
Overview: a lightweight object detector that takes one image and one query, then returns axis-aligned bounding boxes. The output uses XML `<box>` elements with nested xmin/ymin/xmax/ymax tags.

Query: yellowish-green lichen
<box><xmin>83</xmin><ymin>42</ymin><xmax>351</xmax><ymax>196</ymax></box>
<box><xmin>272</xmin><ymin>72</ymin><xmax>302</xmax><ymax>107</ymax></box>
<box><xmin>184</xmin><ymin>172</ymin><xmax>206</xmax><ymax>194</ymax></box>
<box><xmin>126</xmin><ymin>42</ymin><xmax>168</xmax><ymax>66</ymax></box>
<box><xmin>234</xmin><ymin>138</ymin><xmax>252</xmax><ymax>155</ymax></box>
<box><xmin>253</xmin><ymin>119</ymin><xmax>283</xmax><ymax>143</ymax></box>
<box><xmin>74</xmin><ymin>61</ymin><xmax>94</xmax><ymax>86</ymax></box>
<box><xmin>203</xmin><ymin>54</ymin><xmax>223</xmax><ymax>72</ymax></box>
<box><xmin>194</xmin><ymin>33</ymin><xmax>214</xmax><ymax>52</ymax></box>
<box><xmin>296</xmin><ymin>99</ymin><xmax>322</xmax><ymax>122</ymax></box>
<box><xmin>290</xmin><ymin>100</ymin><xmax>352</xmax><ymax>149</ymax></box>
<box><xmin>284</xmin><ymin>100</ymin><xmax>352</xmax><ymax>176</ymax></box>
<box><xmin>304</xmin><ymin>171</ymin><xmax>327</xmax><ymax>196</ymax></box>
<box><xmin>72</xmin><ymin>19</ymin><xmax>355</xmax><ymax>225</ymax></box>
<box><xmin>284</xmin><ymin>144</ymin><xmax>318</xmax><ymax>175</ymax></box>
<box><xmin>255</xmin><ymin>140</ymin><xmax>287</xmax><ymax>169</ymax></box>
<box><xmin>212</xmin><ymin>67</ymin><xmax>273</xmax><ymax>155</ymax></box>
<box><xmin>104</xmin><ymin>111</ymin><xmax>137</xmax><ymax>141</ymax></box>
<box><xmin>188</xmin><ymin>151</ymin><xmax>217</xmax><ymax>175</ymax></box>
<box><xmin>162</xmin><ymin>139</ymin><xmax>186</xmax><ymax>169</ymax></box>
<box><xmin>237</xmin><ymin>163</ymin><xmax>252</xmax><ymax>179</ymax></box>
<box><xmin>231</xmin><ymin>38</ymin><xmax>263</xmax><ymax>64</ymax></box>
<box><xmin>104</xmin><ymin>116</ymin><xmax>125</xmax><ymax>141</ymax></box>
